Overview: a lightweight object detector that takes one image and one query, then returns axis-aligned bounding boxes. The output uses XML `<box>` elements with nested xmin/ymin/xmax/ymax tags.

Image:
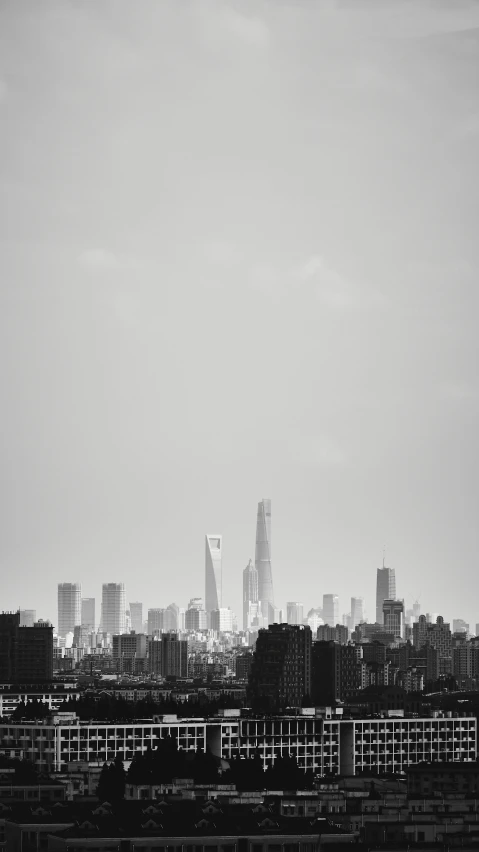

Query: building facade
<box><xmin>286</xmin><ymin>603</ymin><xmax>304</xmax><ymax>625</ymax></box>
<box><xmin>101</xmin><ymin>584</ymin><xmax>126</xmax><ymax>635</ymax></box>
<box><xmin>205</xmin><ymin>535</ymin><xmax>222</xmax><ymax>616</ymax></box>
<box><xmin>57</xmin><ymin>584</ymin><xmax>81</xmax><ymax>638</ymax></box>
<box><xmin>248</xmin><ymin>624</ymin><xmax>312</xmax><ymax>708</ymax></box>
<box><xmin>376</xmin><ymin>564</ymin><xmax>396</xmax><ymax>625</ymax></box>
<box><xmin>255</xmin><ymin>499</ymin><xmax>274</xmax><ymax>625</ymax></box>
<box><xmin>129</xmin><ymin>602</ymin><xmax>143</xmax><ymax>634</ymax></box>
<box><xmin>80</xmin><ymin>598</ymin><xmax>95</xmax><ymax>632</ymax></box>
<box><xmin>242</xmin><ymin>559</ymin><xmax>258</xmax><ymax>630</ymax></box>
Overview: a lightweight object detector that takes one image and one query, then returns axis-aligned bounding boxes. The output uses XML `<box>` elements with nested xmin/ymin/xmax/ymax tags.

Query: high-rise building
<box><xmin>210</xmin><ymin>607</ymin><xmax>234</xmax><ymax>632</ymax></box>
<box><xmin>312</xmin><ymin>641</ymin><xmax>362</xmax><ymax>705</ymax></box>
<box><xmin>0</xmin><ymin>613</ymin><xmax>53</xmax><ymax>683</ymax></box>
<box><xmin>317</xmin><ymin>624</ymin><xmax>349</xmax><ymax>644</ymax></box>
<box><xmin>286</xmin><ymin>602</ymin><xmax>304</xmax><ymax>625</ymax></box>
<box><xmin>148</xmin><ymin>634</ymin><xmax>188</xmax><ymax>677</ymax></box>
<box><xmin>19</xmin><ymin>610</ymin><xmax>36</xmax><ymax>627</ymax></box>
<box><xmin>350</xmin><ymin>597</ymin><xmax>364</xmax><ymax>630</ymax></box>
<box><xmin>247</xmin><ymin>623</ymin><xmax>312</xmax><ymax>709</ymax></box>
<box><xmin>382</xmin><ymin>599</ymin><xmax>404</xmax><ymax>640</ymax></box>
<box><xmin>243</xmin><ymin>559</ymin><xmax>258</xmax><ymax>630</ymax></box>
<box><xmin>185</xmin><ymin>606</ymin><xmax>207</xmax><ymax>631</ymax></box>
<box><xmin>205</xmin><ymin>535</ymin><xmax>222</xmax><ymax>615</ymax></box>
<box><xmin>129</xmin><ymin>602</ymin><xmax>143</xmax><ymax>634</ymax></box>
<box><xmin>81</xmin><ymin>598</ymin><xmax>95</xmax><ymax>631</ymax></box>
<box><xmin>323</xmin><ymin>594</ymin><xmax>339</xmax><ymax>627</ymax></box>
<box><xmin>163</xmin><ymin>603</ymin><xmax>179</xmax><ymax>632</ymax></box>
<box><xmin>255</xmin><ymin>498</ymin><xmax>274</xmax><ymax>624</ymax></box>
<box><xmin>112</xmin><ymin>633</ymin><xmax>147</xmax><ymax>661</ymax></box>
<box><xmin>101</xmin><ymin>583</ymin><xmax>126</xmax><ymax>635</ymax></box>
<box><xmin>453</xmin><ymin>619</ymin><xmax>469</xmax><ymax>636</ymax></box>
<box><xmin>147</xmin><ymin>608</ymin><xmax>165</xmax><ymax>636</ymax></box>
<box><xmin>376</xmin><ymin>562</ymin><xmax>396</xmax><ymax>624</ymax></box>
<box><xmin>57</xmin><ymin>583</ymin><xmax>81</xmax><ymax>638</ymax></box>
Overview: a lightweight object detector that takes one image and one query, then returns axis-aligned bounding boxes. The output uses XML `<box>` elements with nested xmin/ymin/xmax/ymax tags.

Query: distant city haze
<box><xmin>1</xmin><ymin>0</ymin><xmax>478</xmax><ymax>627</ymax></box>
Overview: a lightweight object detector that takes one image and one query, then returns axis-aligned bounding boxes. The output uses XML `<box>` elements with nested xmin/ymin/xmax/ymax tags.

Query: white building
<box><xmin>57</xmin><ymin>583</ymin><xmax>82</xmax><ymax>638</ymax></box>
<box><xmin>100</xmin><ymin>583</ymin><xmax>126</xmax><ymax>635</ymax></box>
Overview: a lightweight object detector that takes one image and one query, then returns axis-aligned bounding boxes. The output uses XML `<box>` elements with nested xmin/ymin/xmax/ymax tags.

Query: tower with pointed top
<box><xmin>243</xmin><ymin>558</ymin><xmax>259</xmax><ymax>630</ymax></box>
<box><xmin>376</xmin><ymin>558</ymin><xmax>396</xmax><ymax>624</ymax></box>
<box><xmin>255</xmin><ymin>498</ymin><xmax>275</xmax><ymax>625</ymax></box>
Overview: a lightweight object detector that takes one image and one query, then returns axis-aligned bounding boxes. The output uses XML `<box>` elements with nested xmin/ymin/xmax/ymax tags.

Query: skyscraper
<box><xmin>286</xmin><ymin>602</ymin><xmax>304</xmax><ymax>625</ymax></box>
<box><xmin>376</xmin><ymin>562</ymin><xmax>396</xmax><ymax>624</ymax></box>
<box><xmin>101</xmin><ymin>583</ymin><xmax>126</xmax><ymax>635</ymax></box>
<box><xmin>382</xmin><ymin>599</ymin><xmax>404</xmax><ymax>639</ymax></box>
<box><xmin>255</xmin><ymin>498</ymin><xmax>274</xmax><ymax>624</ymax></box>
<box><xmin>243</xmin><ymin>559</ymin><xmax>258</xmax><ymax>630</ymax></box>
<box><xmin>81</xmin><ymin>598</ymin><xmax>95</xmax><ymax>631</ymax></box>
<box><xmin>323</xmin><ymin>594</ymin><xmax>339</xmax><ymax>627</ymax></box>
<box><xmin>57</xmin><ymin>583</ymin><xmax>81</xmax><ymax>637</ymax></box>
<box><xmin>350</xmin><ymin>597</ymin><xmax>364</xmax><ymax>630</ymax></box>
<box><xmin>129</xmin><ymin>602</ymin><xmax>143</xmax><ymax>634</ymax></box>
<box><xmin>205</xmin><ymin>535</ymin><xmax>222</xmax><ymax>614</ymax></box>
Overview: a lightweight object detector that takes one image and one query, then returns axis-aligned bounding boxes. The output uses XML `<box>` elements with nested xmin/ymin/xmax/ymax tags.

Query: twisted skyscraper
<box><xmin>255</xmin><ymin>498</ymin><xmax>275</xmax><ymax>625</ymax></box>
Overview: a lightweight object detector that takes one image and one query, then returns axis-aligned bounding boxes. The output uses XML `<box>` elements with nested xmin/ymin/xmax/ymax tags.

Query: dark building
<box><xmin>407</xmin><ymin>762</ymin><xmax>479</xmax><ymax>796</ymax></box>
<box><xmin>235</xmin><ymin>652</ymin><xmax>253</xmax><ymax>680</ymax></box>
<box><xmin>247</xmin><ymin>623</ymin><xmax>312</xmax><ymax>708</ymax></box>
<box><xmin>0</xmin><ymin>613</ymin><xmax>53</xmax><ymax>683</ymax></box>
<box><xmin>148</xmin><ymin>633</ymin><xmax>188</xmax><ymax>678</ymax></box>
<box><xmin>311</xmin><ymin>641</ymin><xmax>361</xmax><ymax>705</ymax></box>
<box><xmin>361</xmin><ymin>641</ymin><xmax>387</xmax><ymax>665</ymax></box>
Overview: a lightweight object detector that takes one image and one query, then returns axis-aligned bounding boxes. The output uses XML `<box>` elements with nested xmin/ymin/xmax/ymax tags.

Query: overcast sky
<box><xmin>1</xmin><ymin>0</ymin><xmax>479</xmax><ymax>630</ymax></box>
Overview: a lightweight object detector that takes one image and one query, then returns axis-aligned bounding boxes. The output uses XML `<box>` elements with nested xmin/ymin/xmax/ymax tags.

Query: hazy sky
<box><xmin>1</xmin><ymin>0</ymin><xmax>479</xmax><ymax>630</ymax></box>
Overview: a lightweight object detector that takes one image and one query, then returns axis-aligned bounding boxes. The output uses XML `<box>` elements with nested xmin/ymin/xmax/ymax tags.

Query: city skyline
<box><xmin>1</xmin><ymin>1</ymin><xmax>479</xmax><ymax>630</ymax></box>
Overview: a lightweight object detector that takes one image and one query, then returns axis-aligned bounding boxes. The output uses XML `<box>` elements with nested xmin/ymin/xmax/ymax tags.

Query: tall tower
<box><xmin>129</xmin><ymin>602</ymin><xmax>143</xmax><ymax>634</ymax></box>
<box><xmin>255</xmin><ymin>498</ymin><xmax>274</xmax><ymax>624</ymax></box>
<box><xmin>101</xmin><ymin>583</ymin><xmax>126</xmax><ymax>635</ymax></box>
<box><xmin>376</xmin><ymin>560</ymin><xmax>396</xmax><ymax>624</ymax></box>
<box><xmin>57</xmin><ymin>583</ymin><xmax>82</xmax><ymax>637</ymax></box>
<box><xmin>350</xmin><ymin>597</ymin><xmax>364</xmax><ymax>630</ymax></box>
<box><xmin>323</xmin><ymin>594</ymin><xmax>339</xmax><ymax>626</ymax></box>
<box><xmin>243</xmin><ymin>559</ymin><xmax>258</xmax><ymax>630</ymax></box>
<box><xmin>205</xmin><ymin>535</ymin><xmax>222</xmax><ymax>615</ymax></box>
<box><xmin>81</xmin><ymin>598</ymin><xmax>95</xmax><ymax>631</ymax></box>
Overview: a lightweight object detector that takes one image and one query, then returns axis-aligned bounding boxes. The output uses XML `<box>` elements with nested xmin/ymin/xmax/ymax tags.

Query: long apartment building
<box><xmin>0</xmin><ymin>712</ymin><xmax>475</xmax><ymax>775</ymax></box>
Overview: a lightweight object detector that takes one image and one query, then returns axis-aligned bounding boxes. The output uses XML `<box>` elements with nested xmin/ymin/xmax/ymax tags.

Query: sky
<box><xmin>1</xmin><ymin>0</ymin><xmax>479</xmax><ymax>630</ymax></box>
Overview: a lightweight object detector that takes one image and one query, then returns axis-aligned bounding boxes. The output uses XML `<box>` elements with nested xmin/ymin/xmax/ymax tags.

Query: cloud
<box><xmin>78</xmin><ymin>249</ymin><xmax>120</xmax><ymax>271</ymax></box>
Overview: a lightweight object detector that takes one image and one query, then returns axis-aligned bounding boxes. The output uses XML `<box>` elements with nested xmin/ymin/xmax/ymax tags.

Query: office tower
<box><xmin>147</xmin><ymin>608</ymin><xmax>165</xmax><ymax>636</ymax></box>
<box><xmin>0</xmin><ymin>613</ymin><xmax>53</xmax><ymax>683</ymax></box>
<box><xmin>247</xmin><ymin>624</ymin><xmax>312</xmax><ymax>709</ymax></box>
<box><xmin>376</xmin><ymin>562</ymin><xmax>396</xmax><ymax>624</ymax></box>
<box><xmin>101</xmin><ymin>583</ymin><xmax>126</xmax><ymax>635</ymax></box>
<box><xmin>350</xmin><ymin>597</ymin><xmax>364</xmax><ymax>631</ymax></box>
<box><xmin>185</xmin><ymin>606</ymin><xmax>207</xmax><ymax>630</ymax></box>
<box><xmin>81</xmin><ymin>598</ymin><xmax>95</xmax><ymax>631</ymax></box>
<box><xmin>205</xmin><ymin>535</ymin><xmax>222</xmax><ymax>615</ymax></box>
<box><xmin>57</xmin><ymin>583</ymin><xmax>82</xmax><ymax>637</ymax></box>
<box><xmin>453</xmin><ymin>619</ymin><xmax>469</xmax><ymax>635</ymax></box>
<box><xmin>323</xmin><ymin>594</ymin><xmax>339</xmax><ymax>627</ymax></box>
<box><xmin>19</xmin><ymin>610</ymin><xmax>36</xmax><ymax>627</ymax></box>
<box><xmin>382</xmin><ymin>599</ymin><xmax>404</xmax><ymax>640</ymax></box>
<box><xmin>210</xmin><ymin>607</ymin><xmax>234</xmax><ymax>632</ymax></box>
<box><xmin>178</xmin><ymin>608</ymin><xmax>186</xmax><ymax>630</ymax></box>
<box><xmin>413</xmin><ymin>601</ymin><xmax>421</xmax><ymax>621</ymax></box>
<box><xmin>255</xmin><ymin>498</ymin><xmax>274</xmax><ymax>625</ymax></box>
<box><xmin>243</xmin><ymin>559</ymin><xmax>258</xmax><ymax>630</ymax></box>
<box><xmin>129</xmin><ymin>602</ymin><xmax>143</xmax><ymax>634</ymax></box>
<box><xmin>286</xmin><ymin>602</ymin><xmax>304</xmax><ymax>625</ymax></box>
<box><xmin>188</xmin><ymin>597</ymin><xmax>204</xmax><ymax>610</ymax></box>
